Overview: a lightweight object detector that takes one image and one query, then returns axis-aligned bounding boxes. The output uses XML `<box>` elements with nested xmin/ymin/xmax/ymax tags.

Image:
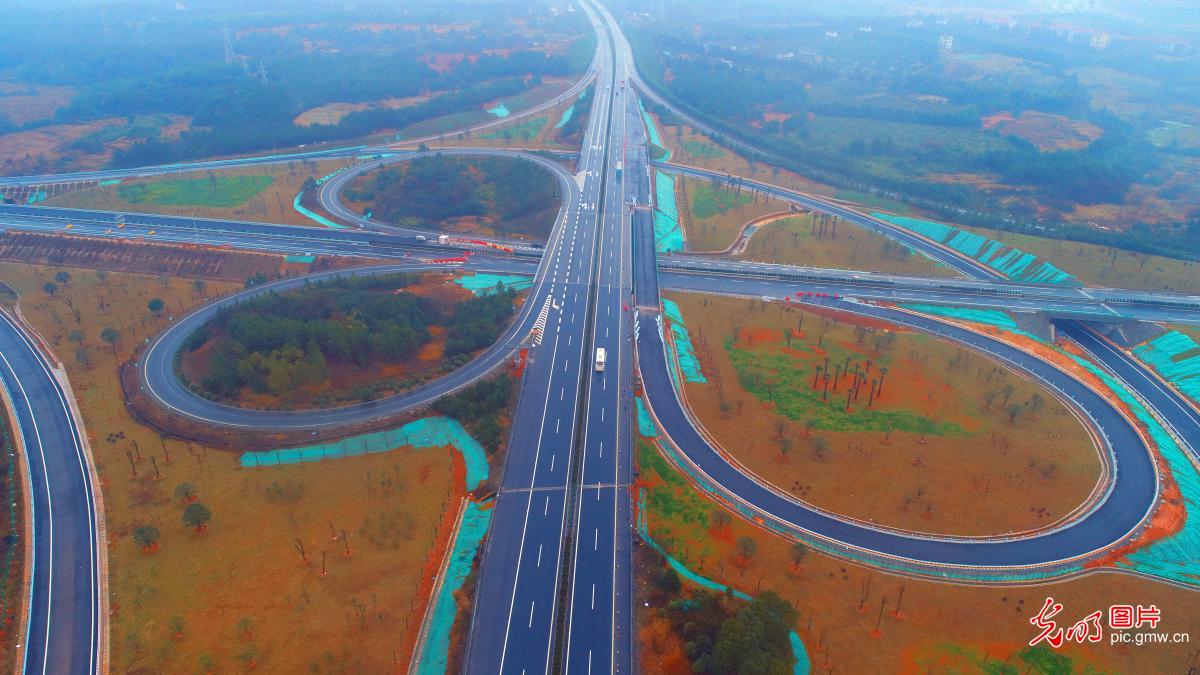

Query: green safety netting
<box><xmin>978</xmin><ymin>240</ymin><xmax>1004</xmax><ymax>265</ymax></box>
<box><xmin>653</xmin><ymin>170</ymin><xmax>684</xmax><ymax>253</ymax></box>
<box><xmin>284</xmin><ymin>254</ymin><xmax>315</xmax><ymax>264</ymax></box>
<box><xmin>241</xmin><ymin>416</ymin><xmax>489</xmax><ymax>491</ymax></box>
<box><xmin>415</xmin><ymin>500</ymin><xmax>493</xmax><ymax>675</ymax></box>
<box><xmin>1061</xmin><ymin>352</ymin><xmax>1200</xmax><ymax>586</ymax></box>
<box><xmin>638</xmin><ymin>98</ymin><xmax>671</xmax><ymax>161</ymax></box>
<box><xmin>99</xmin><ymin>179</ymin><xmax>122</xmax><ymax>186</ymax></box>
<box><xmin>873</xmin><ymin>213</ymin><xmax>955</xmax><ymax>242</ymax></box>
<box><xmin>946</xmin><ymin>230</ymin><xmax>989</xmax><ymax>257</ymax></box>
<box><xmin>662</xmin><ymin>299</ymin><xmax>707</xmax><ymax>383</ymax></box>
<box><xmin>636</xmin><ymin>490</ymin><xmax>810</xmax><ymax>674</ymax></box>
<box><xmin>872</xmin><ymin>213</ymin><xmax>1078</xmax><ymax>286</ymax></box>
<box><xmin>292</xmin><ymin>191</ymin><xmax>347</xmax><ymax>229</ymax></box>
<box><xmin>1134</xmin><ymin>331</ymin><xmax>1200</xmax><ymax>402</ymax></box>
<box><xmin>554</xmin><ymin>104</ymin><xmax>575</xmax><ymax>129</ymax></box>
<box><xmin>486</xmin><ymin>103</ymin><xmax>510</xmax><ymax>118</ymax></box>
<box><xmin>454</xmin><ymin>273</ymin><xmax>533</xmax><ymax>296</ymax></box>
<box><xmin>637</xmin><ymin>396</ymin><xmax>658</xmax><ymax>438</ymax></box>
<box><xmin>901</xmin><ymin>304</ymin><xmax>1018</xmax><ymax>330</ymax></box>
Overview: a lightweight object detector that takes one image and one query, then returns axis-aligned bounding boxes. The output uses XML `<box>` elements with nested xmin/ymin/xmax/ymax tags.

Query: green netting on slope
<box><xmin>486</xmin><ymin>103</ymin><xmax>510</xmax><ymax>117</ymax></box>
<box><xmin>653</xmin><ymin>170</ymin><xmax>684</xmax><ymax>252</ymax></box>
<box><xmin>1061</xmin><ymin>353</ymin><xmax>1200</xmax><ymax>587</ymax></box>
<box><xmin>454</xmin><ymin>273</ymin><xmax>534</xmax><ymax>296</ymax></box>
<box><xmin>871</xmin><ymin>213</ymin><xmax>954</xmax><ymax>242</ymax></box>
<box><xmin>99</xmin><ymin>179</ymin><xmax>122</xmax><ymax>186</ymax></box>
<box><xmin>978</xmin><ymin>240</ymin><xmax>1004</xmax><ymax>264</ymax></box>
<box><xmin>1134</xmin><ymin>331</ymin><xmax>1200</xmax><ymax>401</ymax></box>
<box><xmin>415</xmin><ymin>501</ymin><xmax>493</xmax><ymax>675</ymax></box>
<box><xmin>637</xmin><ymin>396</ymin><xmax>659</xmax><ymax>438</ymax></box>
<box><xmin>554</xmin><ymin>104</ymin><xmax>575</xmax><ymax>129</ymax></box>
<box><xmin>997</xmin><ymin>251</ymin><xmax>1037</xmax><ymax>278</ymax></box>
<box><xmin>241</xmin><ymin>416</ymin><xmax>489</xmax><ymax>491</ymax></box>
<box><xmin>635</xmin><ymin>491</ymin><xmax>810</xmax><ymax>674</ymax></box>
<box><xmin>638</xmin><ymin>98</ymin><xmax>671</xmax><ymax>161</ymax></box>
<box><xmin>901</xmin><ymin>304</ymin><xmax>1018</xmax><ymax>330</ymax></box>
<box><xmin>662</xmin><ymin>299</ymin><xmax>707</xmax><ymax>383</ymax></box>
<box><xmin>284</xmin><ymin>254</ymin><xmax>315</xmax><ymax>264</ymax></box>
<box><xmin>293</xmin><ymin>191</ymin><xmax>348</xmax><ymax>229</ymax></box>
<box><xmin>871</xmin><ymin>213</ymin><xmax>1077</xmax><ymax>285</ymax></box>
<box><xmin>946</xmin><ymin>230</ymin><xmax>989</xmax><ymax>257</ymax></box>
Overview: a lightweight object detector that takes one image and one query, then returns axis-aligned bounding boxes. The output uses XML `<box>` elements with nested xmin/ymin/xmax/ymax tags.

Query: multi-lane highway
<box><xmin>0</xmin><ymin>1</ymin><xmax>1198</xmax><ymax>673</ymax></box>
<box><xmin>0</xmin><ymin>312</ymin><xmax>101</xmax><ymax>674</ymax></box>
<box><xmin>464</xmin><ymin>1</ymin><xmax>619</xmax><ymax>670</ymax></box>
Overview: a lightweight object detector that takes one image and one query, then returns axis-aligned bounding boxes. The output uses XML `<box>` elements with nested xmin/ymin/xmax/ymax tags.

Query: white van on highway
<box><xmin>594</xmin><ymin>347</ymin><xmax>606</xmax><ymax>372</ymax></box>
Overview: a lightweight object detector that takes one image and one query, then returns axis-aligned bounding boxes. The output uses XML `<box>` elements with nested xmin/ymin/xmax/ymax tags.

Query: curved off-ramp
<box><xmin>634</xmin><ymin>295</ymin><xmax>1161</xmax><ymax>574</ymax></box>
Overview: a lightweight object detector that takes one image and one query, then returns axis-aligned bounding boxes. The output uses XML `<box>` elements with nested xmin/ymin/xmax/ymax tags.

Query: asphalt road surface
<box><xmin>0</xmin><ymin>312</ymin><xmax>101</xmax><ymax>675</ymax></box>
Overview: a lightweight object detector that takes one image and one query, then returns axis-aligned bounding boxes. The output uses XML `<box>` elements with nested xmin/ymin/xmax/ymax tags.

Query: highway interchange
<box><xmin>0</xmin><ymin>0</ymin><xmax>1198</xmax><ymax>672</ymax></box>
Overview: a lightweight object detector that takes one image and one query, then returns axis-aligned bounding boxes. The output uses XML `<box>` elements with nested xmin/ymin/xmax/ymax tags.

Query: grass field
<box><xmin>666</xmin><ymin>292</ymin><xmax>1100</xmax><ymax>536</ymax></box>
<box><xmin>0</xmin><ymin>263</ymin><xmax>461</xmax><ymax>672</ymax></box>
<box><xmin>46</xmin><ymin>159</ymin><xmax>355</xmax><ymax>228</ymax></box>
<box><xmin>735</xmin><ymin>213</ymin><xmax>956</xmax><ymax>277</ymax></box>
<box><xmin>679</xmin><ymin>176</ymin><xmax>785</xmax><ymax>252</ymax></box>
<box><xmin>116</xmin><ymin>175</ymin><xmax>274</xmax><ymax>208</ymax></box>
<box><xmin>635</xmin><ymin>429</ymin><xmax>1200</xmax><ymax>675</ymax></box>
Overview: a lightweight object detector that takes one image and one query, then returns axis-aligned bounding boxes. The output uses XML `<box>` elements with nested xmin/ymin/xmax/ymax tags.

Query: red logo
<box><xmin>1029</xmin><ymin>597</ymin><xmax>1162</xmax><ymax>647</ymax></box>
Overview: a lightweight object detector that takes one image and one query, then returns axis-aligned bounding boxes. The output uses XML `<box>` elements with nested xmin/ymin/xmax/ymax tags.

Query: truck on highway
<box><xmin>437</xmin><ymin>234</ymin><xmax>450</xmax><ymax>246</ymax></box>
<box><xmin>594</xmin><ymin>347</ymin><xmax>606</xmax><ymax>372</ymax></box>
<box><xmin>615</xmin><ymin>161</ymin><xmax>623</xmax><ymax>179</ymax></box>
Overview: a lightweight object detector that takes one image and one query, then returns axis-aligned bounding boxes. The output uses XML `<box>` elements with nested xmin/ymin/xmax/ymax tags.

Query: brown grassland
<box><xmin>666</xmin><ymin>292</ymin><xmax>1101</xmax><ymax>536</ymax></box>
<box><xmin>734</xmin><ymin>212</ymin><xmax>958</xmax><ymax>277</ymax></box>
<box><xmin>0</xmin><ymin>262</ymin><xmax>464</xmax><ymax>672</ymax></box>
<box><xmin>635</xmin><ymin>431</ymin><xmax>1200</xmax><ymax>675</ymax></box>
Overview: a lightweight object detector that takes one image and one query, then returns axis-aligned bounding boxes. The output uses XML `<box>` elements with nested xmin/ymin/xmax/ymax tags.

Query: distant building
<box><xmin>1089</xmin><ymin>33</ymin><xmax>1110</xmax><ymax>50</ymax></box>
<box><xmin>825</xmin><ymin>30</ymin><xmax>839</xmax><ymax>38</ymax></box>
<box><xmin>939</xmin><ymin>34</ymin><xmax>954</xmax><ymax>51</ymax></box>
<box><xmin>906</xmin><ymin>19</ymin><xmax>925</xmax><ymax>29</ymax></box>
<box><xmin>859</xmin><ymin>26</ymin><xmax>872</xmax><ymax>33</ymax></box>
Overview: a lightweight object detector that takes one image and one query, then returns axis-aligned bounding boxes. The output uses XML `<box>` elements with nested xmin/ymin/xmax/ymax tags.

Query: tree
<box><xmin>175</xmin><ymin>482</ymin><xmax>198</xmax><ymax>503</ymax></box>
<box><xmin>810</xmin><ymin>435</ymin><xmax>830</xmax><ymax>461</ymax></box>
<box><xmin>100</xmin><ymin>327</ymin><xmax>120</xmax><ymax>360</ymax></box>
<box><xmin>1007</xmin><ymin>404</ymin><xmax>1023</xmax><ymax>424</ymax></box>
<box><xmin>711</xmin><ymin>592</ymin><xmax>798</xmax><ymax>675</ymax></box>
<box><xmin>790</xmin><ymin>542</ymin><xmax>808</xmax><ymax>568</ymax></box>
<box><xmin>68</xmin><ymin>329</ymin><xmax>85</xmax><ymax>345</ymax></box>
<box><xmin>1000</xmin><ymin>383</ymin><xmax>1016</xmax><ymax>405</ymax></box>
<box><xmin>133</xmin><ymin>524</ymin><xmax>160</xmax><ymax>551</ymax></box>
<box><xmin>148</xmin><ymin>298</ymin><xmax>166</xmax><ymax>315</ymax></box>
<box><xmin>711</xmin><ymin>508</ymin><xmax>732</xmax><ymax>532</ymax></box>
<box><xmin>183</xmin><ymin>503</ymin><xmax>212</xmax><ymax>532</ymax></box>
<box><xmin>42</xmin><ymin>282</ymin><xmax>58</xmax><ymax>297</ymax></box>
<box><xmin>192</xmin><ymin>279</ymin><xmax>206</xmax><ymax>297</ymax></box>
<box><xmin>54</xmin><ymin>271</ymin><xmax>71</xmax><ymax>285</ymax></box>
<box><xmin>1027</xmin><ymin>393</ymin><xmax>1045</xmax><ymax>415</ymax></box>
<box><xmin>737</xmin><ymin>536</ymin><xmax>757</xmax><ymax>560</ymax></box>
<box><xmin>169</xmin><ymin>616</ymin><xmax>186</xmax><ymax>639</ymax></box>
<box><xmin>655</xmin><ymin>567</ymin><xmax>682</xmax><ymax>595</ymax></box>
<box><xmin>74</xmin><ymin>347</ymin><xmax>90</xmax><ymax>367</ymax></box>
